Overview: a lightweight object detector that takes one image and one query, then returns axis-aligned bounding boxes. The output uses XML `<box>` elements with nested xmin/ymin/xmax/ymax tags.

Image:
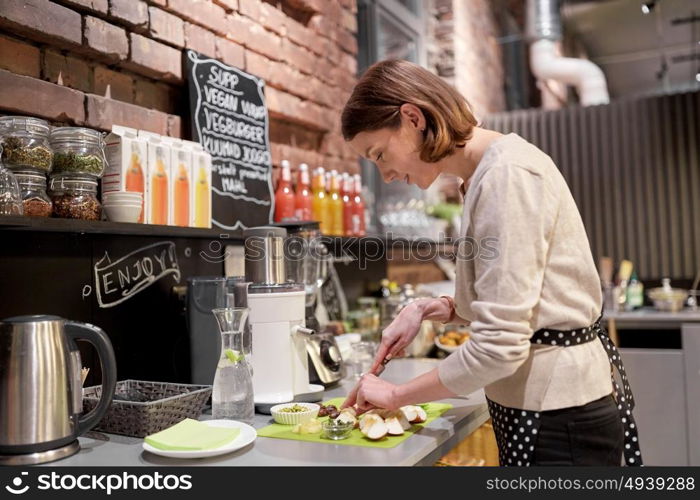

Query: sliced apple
<box><xmin>359</xmin><ymin>413</ymin><xmax>383</xmax><ymax>432</ymax></box>
<box><xmin>362</xmin><ymin>419</ymin><xmax>388</xmax><ymax>440</ymax></box>
<box><xmin>384</xmin><ymin>415</ymin><xmax>405</xmax><ymax>436</ymax></box>
<box><xmin>413</xmin><ymin>406</ymin><xmax>427</xmax><ymax>423</ymax></box>
<box><xmin>337</xmin><ymin>411</ymin><xmax>359</xmax><ymax>429</ymax></box>
<box><xmin>400</xmin><ymin>405</ymin><xmax>418</xmax><ymax>423</ymax></box>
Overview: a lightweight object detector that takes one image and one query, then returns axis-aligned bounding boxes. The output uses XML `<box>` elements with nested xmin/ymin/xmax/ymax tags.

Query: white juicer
<box><xmin>243</xmin><ymin>226</ymin><xmax>315</xmax><ymax>405</ymax></box>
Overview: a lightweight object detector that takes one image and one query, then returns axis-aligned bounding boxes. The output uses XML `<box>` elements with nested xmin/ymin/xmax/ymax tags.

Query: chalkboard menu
<box><xmin>186</xmin><ymin>50</ymin><xmax>274</xmax><ymax>230</ymax></box>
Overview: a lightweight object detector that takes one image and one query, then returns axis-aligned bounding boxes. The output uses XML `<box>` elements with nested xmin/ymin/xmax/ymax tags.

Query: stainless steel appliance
<box><xmin>274</xmin><ymin>221</ymin><xmax>344</xmax><ymax>386</ymax></box>
<box><xmin>0</xmin><ymin>315</ymin><xmax>117</xmax><ymax>465</ymax></box>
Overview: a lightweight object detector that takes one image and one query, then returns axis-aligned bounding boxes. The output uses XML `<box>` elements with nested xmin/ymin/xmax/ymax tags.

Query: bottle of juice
<box><xmin>311</xmin><ymin>167</ymin><xmax>330</xmax><ymax>233</ymax></box>
<box><xmin>295</xmin><ymin>163</ymin><xmax>313</xmax><ymax>221</ymax></box>
<box><xmin>151</xmin><ymin>146</ymin><xmax>168</xmax><ymax>225</ymax></box>
<box><xmin>328</xmin><ymin>170</ymin><xmax>344</xmax><ymax>236</ymax></box>
<box><xmin>174</xmin><ymin>150</ymin><xmax>189</xmax><ymax>227</ymax></box>
<box><xmin>274</xmin><ymin>160</ymin><xmax>296</xmax><ymax>222</ymax></box>
<box><xmin>342</xmin><ymin>173</ymin><xmax>354</xmax><ymax>236</ymax></box>
<box><xmin>194</xmin><ymin>156</ymin><xmax>209</xmax><ymax>227</ymax></box>
<box><xmin>125</xmin><ymin>142</ymin><xmax>144</xmax><ymax>223</ymax></box>
<box><xmin>352</xmin><ymin>174</ymin><xmax>366</xmax><ymax>236</ymax></box>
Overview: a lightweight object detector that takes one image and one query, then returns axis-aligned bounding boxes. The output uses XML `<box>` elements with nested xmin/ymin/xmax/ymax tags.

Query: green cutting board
<box><xmin>256</xmin><ymin>398</ymin><xmax>453</xmax><ymax>448</ymax></box>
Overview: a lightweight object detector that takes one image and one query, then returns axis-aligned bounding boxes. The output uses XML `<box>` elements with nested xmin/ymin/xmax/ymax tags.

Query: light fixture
<box><xmin>641</xmin><ymin>1</ymin><xmax>656</xmax><ymax>14</ymax></box>
<box><xmin>696</xmin><ymin>71</ymin><xmax>700</xmax><ymax>83</ymax></box>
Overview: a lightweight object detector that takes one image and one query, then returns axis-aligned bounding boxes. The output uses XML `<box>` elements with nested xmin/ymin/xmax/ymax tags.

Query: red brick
<box><xmin>247</xmin><ymin>23</ymin><xmax>281</xmax><ymax>60</ymax></box>
<box><xmin>238</xmin><ymin>0</ymin><xmax>261</xmax><ymax>20</ymax></box>
<box><xmin>85</xmin><ymin>93</ymin><xmax>169</xmax><ymax>133</ymax></box>
<box><xmin>285</xmin><ymin>17</ymin><xmax>314</xmax><ymax>50</ymax></box>
<box><xmin>61</xmin><ymin>0</ymin><xmax>108</xmax><ymax>13</ymax></box>
<box><xmin>184</xmin><ymin>22</ymin><xmax>216</xmax><ymax>57</ymax></box>
<box><xmin>0</xmin><ymin>35</ymin><xmax>40</xmax><ymax>78</ymax></box>
<box><xmin>337</xmin><ymin>28</ymin><xmax>357</xmax><ymax>55</ymax></box>
<box><xmin>244</xmin><ymin>49</ymin><xmax>272</xmax><ymax>81</ymax></box>
<box><xmin>281</xmin><ymin>38</ymin><xmax>316</xmax><ymax>75</ymax></box>
<box><xmin>285</xmin><ymin>0</ymin><xmax>323</xmax><ymax>14</ymax></box>
<box><xmin>149</xmin><ymin>0</ymin><xmax>166</xmax><ymax>5</ymax></box>
<box><xmin>0</xmin><ymin>68</ymin><xmax>85</xmax><ymax>123</ymax></box>
<box><xmin>43</xmin><ymin>50</ymin><xmax>92</xmax><ymax>93</ymax></box>
<box><xmin>149</xmin><ymin>7</ymin><xmax>184</xmax><ymax>47</ymax></box>
<box><xmin>321</xmin><ymin>0</ymin><xmax>342</xmax><ymax>21</ymax></box>
<box><xmin>213</xmin><ymin>0</ymin><xmax>237</xmax><ymax>11</ymax></box>
<box><xmin>341</xmin><ymin>51</ymin><xmax>357</xmax><ymax>76</ymax></box>
<box><xmin>266</xmin><ymin>86</ymin><xmax>301</xmax><ymax>122</ymax></box>
<box><xmin>168</xmin><ymin>0</ymin><xmax>228</xmax><ymax>36</ymax></box>
<box><xmin>216</xmin><ymin>38</ymin><xmax>244</xmax><ymax>69</ymax></box>
<box><xmin>94</xmin><ymin>66</ymin><xmax>133</xmax><ymax>102</ymax></box>
<box><xmin>225</xmin><ymin>13</ymin><xmax>254</xmax><ymax>47</ymax></box>
<box><xmin>83</xmin><ymin>16</ymin><xmax>129</xmax><ymax>62</ymax></box>
<box><xmin>326</xmin><ymin>42</ymin><xmax>341</xmax><ymax>65</ymax></box>
<box><xmin>309</xmin><ymin>14</ymin><xmax>335</xmax><ymax>40</ymax></box>
<box><xmin>258</xmin><ymin>2</ymin><xmax>287</xmax><ymax>37</ymax></box>
<box><xmin>134</xmin><ymin>78</ymin><xmax>172</xmax><ymax>112</ymax></box>
<box><xmin>127</xmin><ymin>33</ymin><xmax>182</xmax><ymax>82</ymax></box>
<box><xmin>167</xmin><ymin>114</ymin><xmax>182</xmax><ymax>138</ymax></box>
<box><xmin>0</xmin><ymin>0</ymin><xmax>82</xmax><ymax>48</ymax></box>
<box><xmin>341</xmin><ymin>8</ymin><xmax>357</xmax><ymax>33</ymax></box>
<box><xmin>109</xmin><ymin>0</ymin><xmax>148</xmax><ymax>28</ymax></box>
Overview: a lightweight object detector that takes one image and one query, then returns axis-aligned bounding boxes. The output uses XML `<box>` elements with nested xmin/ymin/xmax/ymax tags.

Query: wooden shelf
<box><xmin>0</xmin><ymin>215</ymin><xmax>244</xmax><ymax>240</ymax></box>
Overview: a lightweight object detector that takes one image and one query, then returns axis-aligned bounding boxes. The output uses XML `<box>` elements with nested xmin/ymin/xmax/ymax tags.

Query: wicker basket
<box><xmin>82</xmin><ymin>380</ymin><xmax>212</xmax><ymax>438</ymax></box>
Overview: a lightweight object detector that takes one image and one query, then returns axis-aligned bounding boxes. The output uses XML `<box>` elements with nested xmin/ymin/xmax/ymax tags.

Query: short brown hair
<box><xmin>341</xmin><ymin>59</ymin><xmax>477</xmax><ymax>163</ymax></box>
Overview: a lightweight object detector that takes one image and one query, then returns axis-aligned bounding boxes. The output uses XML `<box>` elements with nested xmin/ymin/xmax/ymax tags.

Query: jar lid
<box><xmin>50</xmin><ymin>127</ymin><xmax>105</xmax><ymax>146</ymax></box>
<box><xmin>0</xmin><ymin>116</ymin><xmax>50</xmax><ymax>135</ymax></box>
<box><xmin>50</xmin><ymin>173</ymin><xmax>98</xmax><ymax>189</ymax></box>
<box><xmin>13</xmin><ymin>169</ymin><xmax>47</xmax><ymax>183</ymax></box>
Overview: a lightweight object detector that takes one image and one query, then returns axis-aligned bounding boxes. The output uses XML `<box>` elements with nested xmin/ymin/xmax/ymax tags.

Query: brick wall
<box><xmin>428</xmin><ymin>0</ymin><xmax>505</xmax><ymax>119</ymax></box>
<box><xmin>0</xmin><ymin>0</ymin><xmax>360</xmax><ymax>182</ymax></box>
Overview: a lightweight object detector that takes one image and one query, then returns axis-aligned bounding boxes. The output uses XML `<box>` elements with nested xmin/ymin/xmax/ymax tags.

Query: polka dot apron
<box><xmin>487</xmin><ymin>316</ymin><xmax>643</xmax><ymax>466</ymax></box>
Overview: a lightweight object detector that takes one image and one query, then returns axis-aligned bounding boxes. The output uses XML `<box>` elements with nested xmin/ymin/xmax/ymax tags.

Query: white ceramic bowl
<box><xmin>270</xmin><ymin>403</ymin><xmax>320</xmax><ymax>425</ymax></box>
<box><xmin>103</xmin><ymin>194</ymin><xmax>143</xmax><ymax>202</ymax></box>
<box><xmin>103</xmin><ymin>203</ymin><xmax>142</xmax><ymax>223</ymax></box>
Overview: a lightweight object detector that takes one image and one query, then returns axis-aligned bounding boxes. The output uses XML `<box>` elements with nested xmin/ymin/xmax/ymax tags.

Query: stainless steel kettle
<box><xmin>0</xmin><ymin>315</ymin><xmax>117</xmax><ymax>465</ymax></box>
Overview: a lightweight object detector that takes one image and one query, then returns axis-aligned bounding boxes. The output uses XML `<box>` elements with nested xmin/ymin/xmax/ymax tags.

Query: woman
<box><xmin>340</xmin><ymin>60</ymin><xmax>641</xmax><ymax>466</ymax></box>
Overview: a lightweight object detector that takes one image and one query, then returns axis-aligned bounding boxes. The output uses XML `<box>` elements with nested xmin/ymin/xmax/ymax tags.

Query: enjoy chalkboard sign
<box><xmin>186</xmin><ymin>50</ymin><xmax>274</xmax><ymax>230</ymax></box>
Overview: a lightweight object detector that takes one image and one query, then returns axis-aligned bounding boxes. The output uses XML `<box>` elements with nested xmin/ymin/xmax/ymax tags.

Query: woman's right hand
<box><xmin>369</xmin><ymin>299</ymin><xmax>428</xmax><ymax>374</ymax></box>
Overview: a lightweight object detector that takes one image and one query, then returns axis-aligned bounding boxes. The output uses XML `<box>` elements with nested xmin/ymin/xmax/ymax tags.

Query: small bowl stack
<box><xmin>102</xmin><ymin>191</ymin><xmax>143</xmax><ymax>223</ymax></box>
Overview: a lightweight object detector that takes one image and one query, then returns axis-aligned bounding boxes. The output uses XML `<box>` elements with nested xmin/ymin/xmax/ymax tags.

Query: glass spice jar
<box><xmin>50</xmin><ymin>127</ymin><xmax>106</xmax><ymax>177</ymax></box>
<box><xmin>15</xmin><ymin>170</ymin><xmax>52</xmax><ymax>217</ymax></box>
<box><xmin>0</xmin><ymin>116</ymin><xmax>53</xmax><ymax>173</ymax></box>
<box><xmin>49</xmin><ymin>173</ymin><xmax>102</xmax><ymax>220</ymax></box>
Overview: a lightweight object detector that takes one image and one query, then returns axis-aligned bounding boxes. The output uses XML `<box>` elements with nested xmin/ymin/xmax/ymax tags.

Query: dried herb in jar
<box><xmin>51</xmin><ymin>193</ymin><xmax>101</xmax><ymax>220</ymax></box>
<box><xmin>1</xmin><ymin>137</ymin><xmax>53</xmax><ymax>172</ymax></box>
<box><xmin>52</xmin><ymin>152</ymin><xmax>104</xmax><ymax>175</ymax></box>
<box><xmin>23</xmin><ymin>197</ymin><xmax>52</xmax><ymax>217</ymax></box>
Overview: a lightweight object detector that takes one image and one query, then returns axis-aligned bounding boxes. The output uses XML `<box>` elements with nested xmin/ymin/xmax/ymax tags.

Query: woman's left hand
<box><xmin>345</xmin><ymin>374</ymin><xmax>401</xmax><ymax>414</ymax></box>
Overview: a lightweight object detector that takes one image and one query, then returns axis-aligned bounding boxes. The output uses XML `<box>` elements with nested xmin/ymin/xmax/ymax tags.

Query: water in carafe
<box><xmin>212</xmin><ymin>307</ymin><xmax>254</xmax><ymax>424</ymax></box>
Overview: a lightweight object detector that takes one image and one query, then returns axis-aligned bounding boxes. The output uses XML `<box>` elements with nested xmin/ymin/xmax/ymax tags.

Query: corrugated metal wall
<box><xmin>483</xmin><ymin>90</ymin><xmax>700</xmax><ymax>281</ymax></box>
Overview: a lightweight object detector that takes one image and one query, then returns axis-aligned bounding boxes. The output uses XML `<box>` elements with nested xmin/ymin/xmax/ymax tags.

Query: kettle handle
<box><xmin>65</xmin><ymin>321</ymin><xmax>117</xmax><ymax>435</ymax></box>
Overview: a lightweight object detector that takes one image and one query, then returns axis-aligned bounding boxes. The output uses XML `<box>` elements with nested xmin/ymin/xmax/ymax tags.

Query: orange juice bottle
<box><xmin>328</xmin><ymin>170</ymin><xmax>344</xmax><ymax>236</ymax></box>
<box><xmin>125</xmin><ymin>143</ymin><xmax>144</xmax><ymax>223</ymax></box>
<box><xmin>311</xmin><ymin>167</ymin><xmax>330</xmax><ymax>234</ymax></box>
<box><xmin>151</xmin><ymin>147</ymin><xmax>168</xmax><ymax>225</ymax></box>
<box><xmin>174</xmin><ymin>151</ymin><xmax>189</xmax><ymax>227</ymax></box>
<box><xmin>194</xmin><ymin>156</ymin><xmax>209</xmax><ymax>227</ymax></box>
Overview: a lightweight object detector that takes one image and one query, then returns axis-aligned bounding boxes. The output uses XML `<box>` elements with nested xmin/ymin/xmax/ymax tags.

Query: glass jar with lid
<box><xmin>0</xmin><ymin>158</ymin><xmax>23</xmax><ymax>216</ymax></box>
<box><xmin>0</xmin><ymin>116</ymin><xmax>53</xmax><ymax>173</ymax></box>
<box><xmin>50</xmin><ymin>127</ymin><xmax>106</xmax><ymax>177</ymax></box>
<box><xmin>15</xmin><ymin>170</ymin><xmax>52</xmax><ymax>217</ymax></box>
<box><xmin>49</xmin><ymin>173</ymin><xmax>101</xmax><ymax>220</ymax></box>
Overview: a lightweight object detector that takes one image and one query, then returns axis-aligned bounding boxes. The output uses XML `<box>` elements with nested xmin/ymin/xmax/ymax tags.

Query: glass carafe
<box><xmin>212</xmin><ymin>307</ymin><xmax>254</xmax><ymax>424</ymax></box>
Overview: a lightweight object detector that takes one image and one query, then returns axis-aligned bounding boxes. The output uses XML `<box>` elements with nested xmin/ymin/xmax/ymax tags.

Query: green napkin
<box><xmin>145</xmin><ymin>418</ymin><xmax>240</xmax><ymax>451</ymax></box>
<box><xmin>257</xmin><ymin>398</ymin><xmax>453</xmax><ymax>448</ymax></box>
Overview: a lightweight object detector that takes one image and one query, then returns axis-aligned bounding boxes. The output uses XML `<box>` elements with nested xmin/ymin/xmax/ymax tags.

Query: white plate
<box><xmin>142</xmin><ymin>420</ymin><xmax>256</xmax><ymax>459</ymax></box>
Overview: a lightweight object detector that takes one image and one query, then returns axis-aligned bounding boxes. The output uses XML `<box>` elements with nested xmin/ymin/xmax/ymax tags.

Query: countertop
<box><xmin>49</xmin><ymin>359</ymin><xmax>489</xmax><ymax>467</ymax></box>
<box><xmin>603</xmin><ymin>307</ymin><xmax>700</xmax><ymax>328</ymax></box>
